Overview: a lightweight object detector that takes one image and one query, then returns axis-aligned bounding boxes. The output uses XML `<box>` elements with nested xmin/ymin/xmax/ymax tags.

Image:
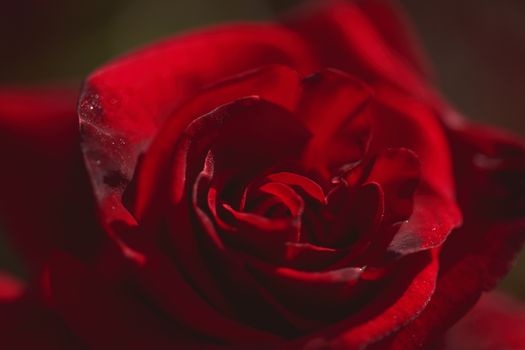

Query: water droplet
<box><xmin>79</xmin><ymin>91</ymin><xmax>103</xmax><ymax>122</ymax></box>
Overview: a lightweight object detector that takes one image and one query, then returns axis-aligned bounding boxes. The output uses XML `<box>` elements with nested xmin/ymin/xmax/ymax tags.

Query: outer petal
<box><xmin>289</xmin><ymin>250</ymin><xmax>439</xmax><ymax>349</ymax></box>
<box><xmin>0</xmin><ymin>271</ymin><xmax>81</xmax><ymax>350</ymax></box>
<box><xmin>370</xmin><ymin>125</ymin><xmax>525</xmax><ymax>349</ymax></box>
<box><xmin>47</xmin><ymin>252</ymin><xmax>220</xmax><ymax>350</ymax></box>
<box><xmin>78</xmin><ymin>24</ymin><xmax>315</xmax><ymax>225</ymax></box>
<box><xmin>355</xmin><ymin>0</ymin><xmax>433</xmax><ymax>79</ymax></box>
<box><xmin>297</xmin><ymin>69</ymin><xmax>373</xmax><ymax>180</ymax></box>
<box><xmin>371</xmin><ymin>88</ymin><xmax>461</xmax><ymax>256</ymax></box>
<box><xmin>442</xmin><ymin>292</ymin><xmax>525</xmax><ymax>350</ymax></box>
<box><xmin>0</xmin><ymin>88</ymin><xmax>103</xmax><ymax>274</ymax></box>
<box><xmin>284</xmin><ymin>0</ymin><xmax>439</xmax><ymax>105</ymax></box>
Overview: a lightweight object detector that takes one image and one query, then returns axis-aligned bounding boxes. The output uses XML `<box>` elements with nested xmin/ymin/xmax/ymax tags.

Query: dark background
<box><xmin>1</xmin><ymin>0</ymin><xmax>524</xmax><ymax>299</ymax></box>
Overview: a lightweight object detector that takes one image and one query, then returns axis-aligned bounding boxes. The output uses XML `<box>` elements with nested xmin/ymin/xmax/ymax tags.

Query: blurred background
<box><xmin>0</xmin><ymin>0</ymin><xmax>524</xmax><ymax>299</ymax></box>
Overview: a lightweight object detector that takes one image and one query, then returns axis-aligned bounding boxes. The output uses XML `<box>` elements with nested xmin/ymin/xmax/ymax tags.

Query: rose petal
<box><xmin>368</xmin><ymin>89</ymin><xmax>461</xmax><ymax>255</ymax></box>
<box><xmin>292</xmin><ymin>250</ymin><xmax>438</xmax><ymax>349</ymax></box>
<box><xmin>135</xmin><ymin>65</ymin><xmax>303</xmax><ymax>219</ymax></box>
<box><xmin>281</xmin><ymin>242</ymin><xmax>345</xmax><ymax>270</ymax></box>
<box><xmin>131</xmin><ymin>242</ymin><xmax>281</xmax><ymax>345</ymax></box>
<box><xmin>356</xmin><ymin>0</ymin><xmax>433</xmax><ymax>79</ymax></box>
<box><xmin>285</xmin><ymin>0</ymin><xmax>438</xmax><ymax>104</ymax></box>
<box><xmin>221</xmin><ymin>203</ymin><xmax>300</xmax><ymax>259</ymax></box>
<box><xmin>297</xmin><ymin>69</ymin><xmax>373</xmax><ymax>180</ymax></box>
<box><xmin>371</xmin><ymin>125</ymin><xmax>525</xmax><ymax>349</ymax></box>
<box><xmin>79</xmin><ymin>24</ymin><xmax>315</xmax><ymax>225</ymax></box>
<box><xmin>323</xmin><ymin>182</ymin><xmax>384</xmax><ymax>250</ymax></box>
<box><xmin>249</xmin><ymin>258</ymin><xmax>365</xmax><ymax>318</ymax></box>
<box><xmin>442</xmin><ymin>292</ymin><xmax>525</xmax><ymax>350</ymax></box>
<box><xmin>258</xmin><ymin>182</ymin><xmax>304</xmax><ymax>217</ymax></box>
<box><xmin>0</xmin><ymin>87</ymin><xmax>103</xmax><ymax>274</ymax></box>
<box><xmin>0</xmin><ymin>271</ymin><xmax>81</xmax><ymax>349</ymax></box>
<box><xmin>184</xmin><ymin>225</ymin><xmax>321</xmax><ymax>336</ymax></box>
<box><xmin>47</xmin><ymin>253</ymin><xmax>217</xmax><ymax>349</ymax></box>
<box><xmin>129</xmin><ymin>98</ymin><xmax>311</xmax><ymax>335</ymax></box>
<box><xmin>0</xmin><ymin>299</ymin><xmax>82</xmax><ymax>350</ymax></box>
<box><xmin>265</xmin><ymin>172</ymin><xmax>326</xmax><ymax>205</ymax></box>
<box><xmin>366</xmin><ymin>148</ymin><xmax>420</xmax><ymax>224</ymax></box>
<box><xmin>167</xmin><ymin>96</ymin><xmax>310</xmax><ymax>211</ymax></box>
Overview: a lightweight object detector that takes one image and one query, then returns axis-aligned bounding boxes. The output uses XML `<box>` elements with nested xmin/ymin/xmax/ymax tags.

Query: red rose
<box><xmin>1</xmin><ymin>1</ymin><xmax>524</xmax><ymax>349</ymax></box>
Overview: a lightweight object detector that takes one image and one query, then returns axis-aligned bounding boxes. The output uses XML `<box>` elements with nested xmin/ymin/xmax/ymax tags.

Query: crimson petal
<box><xmin>135</xmin><ymin>64</ymin><xmax>303</xmax><ymax>219</ymax></box>
<box><xmin>79</xmin><ymin>24</ymin><xmax>314</xmax><ymax>225</ymax></box>
<box><xmin>291</xmin><ymin>250</ymin><xmax>438</xmax><ymax>349</ymax></box>
<box><xmin>371</xmin><ymin>125</ymin><xmax>525</xmax><ymax>349</ymax></box>
<box><xmin>297</xmin><ymin>69</ymin><xmax>373</xmax><ymax>179</ymax></box>
<box><xmin>0</xmin><ymin>87</ymin><xmax>102</xmax><ymax>274</ymax></box>
<box><xmin>355</xmin><ymin>0</ymin><xmax>433</xmax><ymax>79</ymax></box>
<box><xmin>47</xmin><ymin>253</ymin><xmax>218</xmax><ymax>349</ymax></box>
<box><xmin>286</xmin><ymin>0</ymin><xmax>439</xmax><ymax>105</ymax></box>
<box><xmin>370</xmin><ymin>89</ymin><xmax>461</xmax><ymax>255</ymax></box>
<box><xmin>0</xmin><ymin>271</ymin><xmax>82</xmax><ymax>349</ymax></box>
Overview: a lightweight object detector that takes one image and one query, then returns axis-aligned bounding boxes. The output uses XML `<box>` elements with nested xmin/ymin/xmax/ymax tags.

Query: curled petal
<box><xmin>373</xmin><ymin>125</ymin><xmax>525</xmax><ymax>349</ymax></box>
<box><xmin>168</xmin><ymin>96</ymin><xmax>310</xmax><ymax>207</ymax></box>
<box><xmin>370</xmin><ymin>89</ymin><xmax>461</xmax><ymax>255</ymax></box>
<box><xmin>135</xmin><ymin>64</ymin><xmax>303</xmax><ymax>219</ymax></box>
<box><xmin>265</xmin><ymin>172</ymin><xmax>326</xmax><ymax>204</ymax></box>
<box><xmin>79</xmin><ymin>24</ymin><xmax>314</xmax><ymax>225</ymax></box>
<box><xmin>291</xmin><ymin>250</ymin><xmax>438</xmax><ymax>349</ymax></box>
<box><xmin>297</xmin><ymin>69</ymin><xmax>373</xmax><ymax>179</ymax></box>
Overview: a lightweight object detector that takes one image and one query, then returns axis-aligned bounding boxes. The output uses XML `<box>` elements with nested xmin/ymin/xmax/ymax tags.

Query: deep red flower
<box><xmin>0</xmin><ymin>1</ymin><xmax>524</xmax><ymax>349</ymax></box>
